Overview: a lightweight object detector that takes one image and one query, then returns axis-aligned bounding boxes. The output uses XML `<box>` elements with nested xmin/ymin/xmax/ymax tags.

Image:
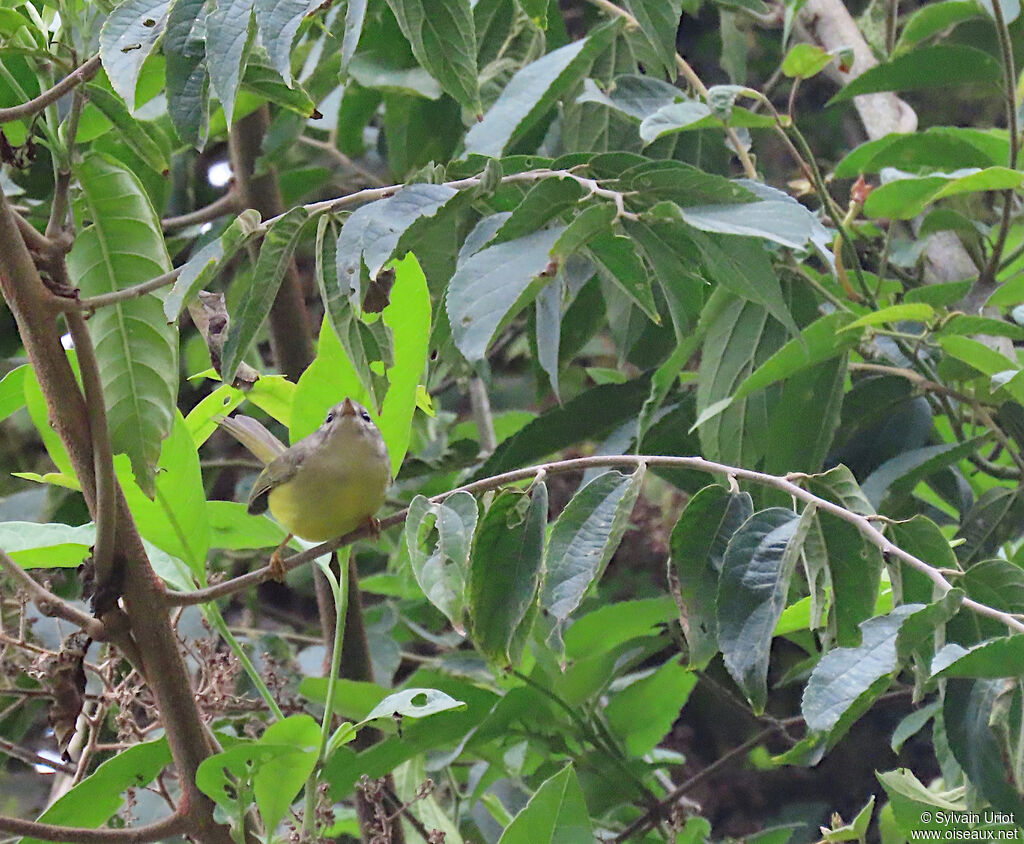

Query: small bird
<box><xmin>217</xmin><ymin>398</ymin><xmax>391</xmax><ymax>580</ymax></box>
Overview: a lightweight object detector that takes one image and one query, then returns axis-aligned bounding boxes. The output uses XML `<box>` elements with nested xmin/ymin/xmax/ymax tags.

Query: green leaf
<box><xmin>164</xmin><ymin>0</ymin><xmax>210</xmax><ymax>147</ymax></box>
<box><xmin>718</xmin><ymin>506</ymin><xmax>809</xmax><ymax>712</ymax></box>
<box><xmin>939</xmin><ymin>335</ymin><xmax>1017</xmax><ymax>377</ymax></box>
<box><xmin>962</xmin><ymin>558</ymin><xmax>1024</xmax><ymax>615</ymax></box>
<box><xmin>0</xmin><ymin>364</ymin><xmax>26</xmax><ymax>423</ymax></box>
<box><xmin>781</xmin><ymin>43</ymin><xmax>833</xmax><ymax>78</ymax></box>
<box><xmin>828</xmin><ymin>45</ymin><xmax>1002</xmax><ymax>104</ymax></box>
<box><xmin>497</xmin><ymin>764</ymin><xmax>593</xmax><ymax>844</ymax></box>
<box><xmin>21</xmin><ymin>365</ymin><xmax>76</xmax><ymax>484</ymax></box>
<box><xmin>933</xmin><ymin>637</ymin><xmax>1024</xmax><ymax>679</ymax></box>
<box><xmin>253</xmin><ymin>0</ymin><xmax>308</xmax><ymax>85</ymax></box>
<box><xmin>469</xmin><ymin>484</ymin><xmax>547</xmax><ymax>663</ymax></box>
<box><xmin>670</xmin><ymin>484</ymin><xmax>753</xmax><ymax>667</ymax></box>
<box><xmin>385</xmin><ymin>0</ymin><xmax>481</xmax><ymax>113</ymax></box>
<box><xmin>834</xmin><ymin>127</ymin><xmax>1008</xmax><ymax>178</ymax></box>
<box><xmin>844</xmin><ymin>302</ymin><xmax>934</xmax><ymax>329</ymax></box>
<box><xmin>164</xmin><ymin>209</ymin><xmax>262</xmax><ymax>320</ymax></box>
<box><xmin>99</xmin><ymin>0</ymin><xmax>169</xmax><ymax>109</ymax></box>
<box><xmin>0</xmin><ymin>521</ymin><xmax>96</xmax><ymax>568</ymax></box>
<box><xmin>290</xmin><ymin>317</ymin><xmax>367</xmax><ymax>441</ymax></box>
<box><xmin>587</xmin><ymin>233</ymin><xmax>659</xmax><ymax>323</ymax></box>
<box><xmin>895</xmin><ymin>1</ymin><xmax>980</xmax><ymax>51</ymax></box>
<box><xmin>362</xmin><ymin>687</ymin><xmax>467</xmax><ymax>722</ymax></box>
<box><xmin>464</xmin><ymin>22</ymin><xmax>618</xmax><ymax>156</ymax></box>
<box><xmin>206</xmin><ymin>0</ymin><xmax>254</xmax><ymax>125</ymax></box>
<box><xmin>574</xmin><ymin>74</ymin><xmax>679</xmax><ymax>121</ymax></box>
<box><xmin>379</xmin><ymin>252</ymin><xmax>431</xmax><ymax>472</ymax></box>
<box><xmin>334</xmin><ymin>183</ymin><xmax>458</xmax><ymax>311</ymax></box>
<box><xmin>542</xmin><ymin>467</ymin><xmax>645</xmax><ymax>628</ymax></box>
<box><xmin>944</xmin><ymin>679</ymin><xmax>1024</xmax><ymax>816</ymax></box>
<box><xmin>622</xmin><ymin>159</ymin><xmax>758</xmax><ymax>206</ymax></box>
<box><xmin>802</xmin><ymin>604</ymin><xmax>922</xmax><ymax>735</ymax></box>
<box><xmin>84</xmin><ymin>84</ymin><xmax>168</xmax><ymax>174</ymax></box>
<box><xmin>638</xmin><ymin>100</ymin><xmax>775</xmax><ymax>141</ymax></box>
<box><xmin>550</xmin><ymin>203</ymin><xmax>617</xmax><ymax>258</ymax></box>
<box><xmin>341</xmin><ymin>0</ymin><xmax>368</xmax><ymax>69</ymax></box>
<box><xmin>956</xmin><ymin>486</ymin><xmax>1024</xmax><ymax>565</ymax></box>
<box><xmin>861</xmin><ymin>437</ymin><xmax>988</xmax><ymax>508</ymax></box>
<box><xmin>864</xmin><ymin>168</ymin><xmax>1024</xmax><ymax>220</ymax></box>
<box><xmin>20</xmin><ymin>739</ymin><xmax>170</xmax><ymax>844</ymax></box>
<box><xmin>605</xmin><ymin>659</ymin><xmax>697</xmax><ymax>755</ymax></box>
<box><xmin>208</xmin><ymin>500</ymin><xmax>289</xmax><ymax>550</ymax></box>
<box><xmin>240</xmin><ymin>58</ymin><xmax>318</xmax><ymax>116</ymax></box>
<box><xmin>405</xmin><ymin>491</ymin><xmax>479</xmax><ymax>633</ymax></box>
<box><xmin>890</xmin><ymin>701</ymin><xmax>940</xmax><ymax>753</ymax></box>
<box><xmin>821</xmin><ymin>796</ymin><xmax>875</xmax><ymax>842</ymax></box>
<box><xmin>116</xmin><ymin>412</ymin><xmax>211</xmax><ymax>576</ymax></box>
<box><xmin>67</xmin><ymin>154</ymin><xmax>177</xmax><ymax>496</ymax></box>
<box><xmin>222</xmin><ymin>207</ymin><xmax>310</xmax><ymax>381</ymax></box>
<box><xmin>690</xmin><ymin>231</ymin><xmax>800</xmax><ymax>337</ymax></box>
<box><xmin>447</xmin><ymin>226</ymin><xmax>564</xmax><ymax>361</ymax></box>
<box><xmin>563</xmin><ymin>596</ymin><xmax>677</xmax><ymax>659</ymax></box>
<box><xmin>622</xmin><ymin>0</ymin><xmax>684</xmax><ymax>78</ymax></box>
<box><xmin>495</xmin><ymin>177</ymin><xmax>584</xmax><ymax>244</ymax></box>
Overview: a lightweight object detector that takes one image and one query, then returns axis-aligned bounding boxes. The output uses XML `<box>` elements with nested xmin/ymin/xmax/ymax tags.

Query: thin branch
<box><xmin>164</xmin><ymin>455</ymin><xmax>1024</xmax><ymax>635</ymax></box>
<box><xmin>0</xmin><ymin>734</ymin><xmax>77</xmax><ymax>775</ymax></box>
<box><xmin>77</xmin><ymin>267</ymin><xmax>181</xmax><ymax>311</ymax></box>
<box><xmin>0</xmin><ymin>548</ymin><xmax>105</xmax><ymax>638</ymax></box>
<box><xmin>14</xmin><ymin>210</ymin><xmax>54</xmax><ymax>254</ymax></box>
<box><xmin>0</xmin><ymin>55</ymin><xmax>102</xmax><ymax>124</ymax></box>
<box><xmin>162</xmin><ymin>190</ymin><xmax>241</xmax><ymax>232</ymax></box>
<box><xmin>0</xmin><ymin>810</ymin><xmax>188</xmax><ymax>844</ymax></box>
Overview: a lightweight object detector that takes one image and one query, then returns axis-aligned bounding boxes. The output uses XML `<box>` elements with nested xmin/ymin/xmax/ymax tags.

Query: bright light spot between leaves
<box><xmin>207</xmin><ymin>161</ymin><xmax>232</xmax><ymax>188</ymax></box>
<box><xmin>61</xmin><ymin>332</ymin><xmax>74</xmax><ymax>350</ymax></box>
<box><xmin>33</xmin><ymin>747</ymin><xmax>62</xmax><ymax>774</ymax></box>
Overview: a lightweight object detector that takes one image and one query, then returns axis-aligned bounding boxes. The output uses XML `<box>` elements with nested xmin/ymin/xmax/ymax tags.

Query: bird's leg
<box><xmin>365</xmin><ymin>516</ymin><xmax>381</xmax><ymax>540</ymax></box>
<box><xmin>268</xmin><ymin>534</ymin><xmax>293</xmax><ymax>582</ymax></box>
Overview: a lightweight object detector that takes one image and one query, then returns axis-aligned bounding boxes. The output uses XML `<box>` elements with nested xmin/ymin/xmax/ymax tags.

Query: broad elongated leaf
<box><xmin>895</xmin><ymin>1</ymin><xmax>981</xmax><ymax>51</ymax></box>
<box><xmin>164</xmin><ymin>0</ymin><xmax>209</xmax><ymax>147</ymax></box>
<box><xmin>334</xmin><ymin>183</ymin><xmax>458</xmax><ymax>310</ymax></box>
<box><xmin>464</xmin><ymin>23</ymin><xmax>618</xmax><ymax>156</ymax></box>
<box><xmin>835</xmin><ymin>127</ymin><xmax>1009</xmax><ymax>178</ymax></box>
<box><xmin>469</xmin><ymin>485</ymin><xmax>547</xmax><ymax>663</ymax></box>
<box><xmin>0</xmin><ymin>364</ymin><xmax>26</xmax><ymax>423</ymax></box>
<box><xmin>861</xmin><ymin>437</ymin><xmax>987</xmax><ymax>508</ymax></box>
<box><xmin>542</xmin><ymin>467</ymin><xmax>645</xmax><ymax>625</ymax></box>
<box><xmin>638</xmin><ymin>100</ymin><xmax>776</xmax><ymax>140</ymax></box>
<box><xmin>447</xmin><ymin>226</ymin><xmax>564</xmax><ymax>362</ymax></box>
<box><xmin>254</xmin><ymin>0</ymin><xmax>308</xmax><ymax>85</ymax></box>
<box><xmin>362</xmin><ymin>687</ymin><xmax>467</xmax><ymax>722</ymax></box>
<box><xmin>497</xmin><ymin>765</ymin><xmax>592</xmax><ymax>844</ymax></box>
<box><xmin>341</xmin><ymin>0</ymin><xmax>368</xmax><ymax>69</ymax></box>
<box><xmin>222</xmin><ymin>207</ymin><xmax>310</xmax><ymax>381</ymax></box>
<box><xmin>932</xmin><ymin>637</ymin><xmax>1024</xmax><ymax>679</ymax></box>
<box><xmin>670</xmin><ymin>484</ymin><xmax>753</xmax><ymax>667</ymax></box>
<box><xmin>67</xmin><ymin>155</ymin><xmax>177</xmax><ymax>495</ymax></box>
<box><xmin>20</xmin><ymin>739</ymin><xmax>170</xmax><ymax>844</ymax></box>
<box><xmin>956</xmin><ymin>486</ymin><xmax>1024</xmax><ymax>565</ymax></box>
<box><xmin>84</xmin><ymin>84</ymin><xmax>168</xmax><ymax>174</ymax></box>
<box><xmin>864</xmin><ymin>167</ymin><xmax>1024</xmax><ymax>220</ymax></box>
<box><xmin>405</xmin><ymin>492</ymin><xmax>479</xmax><ymax>633</ymax></box>
<box><xmin>718</xmin><ymin>506</ymin><xmax>809</xmax><ymax>712</ymax></box>
<box><xmin>588</xmin><ymin>233</ymin><xmax>659</xmax><ymax>322</ymax></box>
<box><xmin>206</xmin><ymin>0</ymin><xmax>254</xmax><ymax>125</ymax></box>
<box><xmin>385</xmin><ymin>0</ymin><xmax>480</xmax><ymax>112</ymax></box>
<box><xmin>0</xmin><ymin>521</ymin><xmax>96</xmax><ymax>568</ymax></box>
<box><xmin>828</xmin><ymin>45</ymin><xmax>1002</xmax><ymax>104</ymax></box>
<box><xmin>605</xmin><ymin>659</ymin><xmax>697</xmax><ymax>755</ymax></box>
<box><xmin>623</xmin><ymin>0</ymin><xmax>684</xmax><ymax>78</ymax></box>
<box><xmin>99</xmin><ymin>0</ymin><xmax>169</xmax><ymax>109</ymax></box>
<box><xmin>495</xmin><ymin>178</ymin><xmax>583</xmax><ymax>244</ymax></box>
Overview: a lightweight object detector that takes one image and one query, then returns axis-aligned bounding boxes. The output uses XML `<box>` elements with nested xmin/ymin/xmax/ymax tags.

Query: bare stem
<box><xmin>0</xmin><ymin>548</ymin><xmax>104</xmax><ymax>638</ymax></box>
<box><xmin>0</xmin><ymin>55</ymin><xmax>102</xmax><ymax>124</ymax></box>
<box><xmin>0</xmin><ymin>810</ymin><xmax>188</xmax><ymax>843</ymax></box>
<box><xmin>162</xmin><ymin>190</ymin><xmax>241</xmax><ymax>232</ymax></box>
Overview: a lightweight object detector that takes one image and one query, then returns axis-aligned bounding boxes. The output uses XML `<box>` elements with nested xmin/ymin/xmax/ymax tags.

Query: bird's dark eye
<box><xmin>361</xmin><ymin>411</ymin><xmax>371</xmax><ymax>422</ymax></box>
<box><xmin>325</xmin><ymin>411</ymin><xmax>335</xmax><ymax>424</ymax></box>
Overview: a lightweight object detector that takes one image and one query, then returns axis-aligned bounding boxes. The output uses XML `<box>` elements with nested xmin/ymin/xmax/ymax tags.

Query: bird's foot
<box><xmin>268</xmin><ymin>534</ymin><xmax>293</xmax><ymax>582</ymax></box>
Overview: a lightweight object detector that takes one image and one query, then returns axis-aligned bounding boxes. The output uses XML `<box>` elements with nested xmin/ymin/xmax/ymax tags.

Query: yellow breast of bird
<box><xmin>267</xmin><ymin>435</ymin><xmax>390</xmax><ymax>542</ymax></box>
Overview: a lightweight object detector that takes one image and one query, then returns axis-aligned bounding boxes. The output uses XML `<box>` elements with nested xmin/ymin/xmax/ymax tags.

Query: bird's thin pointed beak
<box><xmin>341</xmin><ymin>398</ymin><xmax>357</xmax><ymax>417</ymax></box>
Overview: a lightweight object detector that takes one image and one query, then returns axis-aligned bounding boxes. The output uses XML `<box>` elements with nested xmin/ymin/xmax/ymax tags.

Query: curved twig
<box><xmin>0</xmin><ymin>810</ymin><xmax>188</xmax><ymax>843</ymax></box>
<box><xmin>0</xmin><ymin>55</ymin><xmax>102</xmax><ymax>124</ymax></box>
<box><xmin>0</xmin><ymin>548</ymin><xmax>105</xmax><ymax>639</ymax></box>
<box><xmin>161</xmin><ymin>190</ymin><xmax>241</xmax><ymax>232</ymax></box>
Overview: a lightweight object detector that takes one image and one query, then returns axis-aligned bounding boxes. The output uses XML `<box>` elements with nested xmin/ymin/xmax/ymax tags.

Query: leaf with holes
<box><xmin>99</xmin><ymin>0</ymin><xmax>168</xmax><ymax>109</ymax></box>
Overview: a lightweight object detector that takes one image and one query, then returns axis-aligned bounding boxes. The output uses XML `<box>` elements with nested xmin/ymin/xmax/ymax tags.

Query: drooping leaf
<box><xmin>864</xmin><ymin>168</ymin><xmax>1024</xmax><ymax>220</ymax></box>
<box><xmin>587</xmin><ymin>233</ymin><xmax>659</xmax><ymax>322</ymax></box>
<box><xmin>622</xmin><ymin>0</ymin><xmax>684</xmax><ymax>78</ymax></box>
<box><xmin>164</xmin><ymin>0</ymin><xmax>210</xmax><ymax>146</ymax></box>
<box><xmin>206</xmin><ymin>0</ymin><xmax>254</xmax><ymax>125</ymax></box>
<box><xmin>464</xmin><ymin>22</ymin><xmax>618</xmax><ymax>156</ymax></box>
<box><xmin>468</xmin><ymin>485</ymin><xmax>547</xmax><ymax>663</ymax></box>
<box><xmin>385</xmin><ymin>0</ymin><xmax>481</xmax><ymax>113</ymax></box>
<box><xmin>99</xmin><ymin>0</ymin><xmax>169</xmax><ymax>109</ymax></box>
<box><xmin>670</xmin><ymin>484</ymin><xmax>753</xmax><ymax>667</ymax></box>
<box><xmin>605</xmin><ymin>659</ymin><xmax>697</xmax><ymax>755</ymax></box>
<box><xmin>542</xmin><ymin>467</ymin><xmax>645</xmax><ymax>628</ymax></box>
<box><xmin>835</xmin><ymin>127</ymin><xmax>1009</xmax><ymax>177</ymax></box>
<box><xmin>447</xmin><ymin>226</ymin><xmax>564</xmax><ymax>362</ymax></box>
<box><xmin>405</xmin><ymin>492</ymin><xmax>479</xmax><ymax>633</ymax></box>
<box><xmin>895</xmin><ymin>1</ymin><xmax>981</xmax><ymax>51</ymax></box>
<box><xmin>828</xmin><ymin>45</ymin><xmax>1002</xmax><ymax>104</ymax></box>
<box><xmin>221</xmin><ymin>207</ymin><xmax>310</xmax><ymax>381</ymax></box>
<box><xmin>67</xmin><ymin>154</ymin><xmax>177</xmax><ymax>496</ymax></box>
<box><xmin>718</xmin><ymin>506</ymin><xmax>809</xmax><ymax>712</ymax></box>
<box><xmin>84</xmin><ymin>84</ymin><xmax>169</xmax><ymax>174</ymax></box>
<box><xmin>253</xmin><ymin>0</ymin><xmax>308</xmax><ymax>85</ymax></box>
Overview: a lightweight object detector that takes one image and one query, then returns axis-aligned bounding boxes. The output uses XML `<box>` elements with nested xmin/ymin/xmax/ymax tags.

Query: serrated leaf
<box><xmin>406</xmin><ymin>492</ymin><xmax>479</xmax><ymax>633</ymax></box>
<box><xmin>550</xmin><ymin>203</ymin><xmax>617</xmax><ymax>257</ymax></box>
<box><xmin>206</xmin><ymin>0</ymin><xmax>254</xmax><ymax>125</ymax></box>
<box><xmin>240</xmin><ymin>57</ymin><xmax>318</xmax><ymax>115</ymax></box>
<box><xmin>469</xmin><ymin>485</ymin><xmax>547</xmax><ymax>663</ymax></box>
<box><xmin>334</xmin><ymin>183</ymin><xmax>458</xmax><ymax>310</ymax></box>
<box><xmin>464</xmin><ymin>22</ymin><xmax>618</xmax><ymax>156</ymax></box>
<box><xmin>542</xmin><ymin>467</ymin><xmax>645</xmax><ymax>626</ymax></box>
<box><xmin>164</xmin><ymin>0</ymin><xmax>209</xmax><ymax>147</ymax></box>
<box><xmin>341</xmin><ymin>0</ymin><xmax>368</xmax><ymax>69</ymax></box>
<box><xmin>718</xmin><ymin>506</ymin><xmax>810</xmax><ymax>712</ymax></box>
<box><xmin>671</xmin><ymin>484</ymin><xmax>753</xmax><ymax>667</ymax></box>
<box><xmin>446</xmin><ymin>226</ymin><xmax>564</xmax><ymax>362</ymax></box>
<box><xmin>575</xmin><ymin>74</ymin><xmax>680</xmax><ymax>121</ymax></box>
<box><xmin>99</xmin><ymin>0</ymin><xmax>169</xmax><ymax>109</ymax></box>
<box><xmin>623</xmin><ymin>0</ymin><xmax>684</xmax><ymax>78</ymax></box>
<box><xmin>933</xmin><ymin>637</ymin><xmax>1024</xmax><ymax>679</ymax></box>
<box><xmin>864</xmin><ymin>167</ymin><xmax>1024</xmax><ymax>220</ymax></box>
<box><xmin>588</xmin><ymin>233</ymin><xmax>659</xmax><ymax>323</ymax></box>
<box><xmin>828</xmin><ymin>45</ymin><xmax>1002</xmax><ymax>104</ymax></box>
<box><xmin>67</xmin><ymin>155</ymin><xmax>177</xmax><ymax>496</ymax></box>
<box><xmin>835</xmin><ymin>127</ymin><xmax>1008</xmax><ymax>178</ymax></box>
<box><xmin>386</xmin><ymin>0</ymin><xmax>480</xmax><ymax>112</ymax></box>
<box><xmin>253</xmin><ymin>0</ymin><xmax>307</xmax><ymax>86</ymax></box>
<box><xmin>497</xmin><ymin>765</ymin><xmax>592</xmax><ymax>844</ymax></box>
<box><xmin>861</xmin><ymin>437</ymin><xmax>987</xmax><ymax>508</ymax></box>
<box><xmin>494</xmin><ymin>177</ymin><xmax>583</xmax><ymax>244</ymax></box>
<box><xmin>222</xmin><ymin>207</ymin><xmax>310</xmax><ymax>381</ymax></box>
